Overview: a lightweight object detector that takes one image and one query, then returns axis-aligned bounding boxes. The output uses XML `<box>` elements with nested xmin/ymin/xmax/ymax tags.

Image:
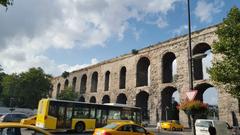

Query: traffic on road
<box><xmin>0</xmin><ymin>98</ymin><xmax>236</xmax><ymax>135</ymax></box>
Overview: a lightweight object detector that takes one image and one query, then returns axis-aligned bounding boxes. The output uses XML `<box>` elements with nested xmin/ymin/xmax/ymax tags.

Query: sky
<box><xmin>1</xmin><ymin>0</ymin><xmax>239</xmax><ymax>105</ymax></box>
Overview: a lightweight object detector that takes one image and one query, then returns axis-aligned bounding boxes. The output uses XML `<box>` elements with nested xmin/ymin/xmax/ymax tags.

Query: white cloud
<box><xmin>58</xmin><ymin>58</ymin><xmax>99</xmax><ymax>74</ymax></box>
<box><xmin>0</xmin><ymin>0</ymin><xmax>182</xmax><ymax>75</ymax></box>
<box><xmin>172</xmin><ymin>25</ymin><xmax>188</xmax><ymax>36</ymax></box>
<box><xmin>194</xmin><ymin>0</ymin><xmax>224</xmax><ymax>23</ymax></box>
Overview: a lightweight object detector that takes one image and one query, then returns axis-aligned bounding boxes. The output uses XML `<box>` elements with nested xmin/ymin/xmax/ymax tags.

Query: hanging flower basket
<box><xmin>177</xmin><ymin>100</ymin><xmax>208</xmax><ymax>115</ymax></box>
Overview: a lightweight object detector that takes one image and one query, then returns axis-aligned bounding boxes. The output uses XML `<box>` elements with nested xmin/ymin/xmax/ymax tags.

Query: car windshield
<box><xmin>103</xmin><ymin>123</ymin><xmax>119</xmax><ymax>129</ymax></box>
<box><xmin>195</xmin><ymin>121</ymin><xmax>212</xmax><ymax>128</ymax></box>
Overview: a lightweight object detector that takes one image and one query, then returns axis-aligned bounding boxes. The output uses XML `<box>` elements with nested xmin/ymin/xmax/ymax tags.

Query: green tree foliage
<box><xmin>61</xmin><ymin>71</ymin><xmax>70</xmax><ymax>78</ymax></box>
<box><xmin>18</xmin><ymin>67</ymin><xmax>52</xmax><ymax>108</ymax></box>
<box><xmin>1</xmin><ymin>74</ymin><xmax>19</xmax><ymax>106</ymax></box>
<box><xmin>0</xmin><ymin>0</ymin><xmax>13</xmax><ymax>8</ymax></box>
<box><xmin>209</xmin><ymin>7</ymin><xmax>240</xmax><ymax>98</ymax></box>
<box><xmin>1</xmin><ymin>67</ymin><xmax>52</xmax><ymax>108</ymax></box>
<box><xmin>57</xmin><ymin>86</ymin><xmax>78</xmax><ymax>101</ymax></box>
<box><xmin>0</xmin><ymin>65</ymin><xmax>6</xmax><ymax>99</ymax></box>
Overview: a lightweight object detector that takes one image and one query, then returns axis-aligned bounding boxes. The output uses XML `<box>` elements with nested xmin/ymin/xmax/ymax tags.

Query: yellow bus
<box><xmin>36</xmin><ymin>98</ymin><xmax>141</xmax><ymax>133</ymax></box>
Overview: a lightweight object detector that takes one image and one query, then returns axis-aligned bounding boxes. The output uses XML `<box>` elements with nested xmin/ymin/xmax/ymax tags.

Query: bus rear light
<box><xmin>44</xmin><ymin>116</ymin><xmax>47</xmax><ymax>120</ymax></box>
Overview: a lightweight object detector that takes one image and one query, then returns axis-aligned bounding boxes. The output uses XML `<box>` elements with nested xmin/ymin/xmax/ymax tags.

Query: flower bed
<box><xmin>177</xmin><ymin>100</ymin><xmax>208</xmax><ymax>115</ymax></box>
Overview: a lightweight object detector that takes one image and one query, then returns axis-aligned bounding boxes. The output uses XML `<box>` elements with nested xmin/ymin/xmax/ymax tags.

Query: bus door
<box><xmin>96</xmin><ymin>109</ymin><xmax>108</xmax><ymax>128</ymax></box>
<box><xmin>57</xmin><ymin>104</ymin><xmax>72</xmax><ymax>129</ymax></box>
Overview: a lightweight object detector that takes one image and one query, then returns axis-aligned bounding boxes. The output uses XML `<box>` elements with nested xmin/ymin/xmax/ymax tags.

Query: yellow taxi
<box><xmin>0</xmin><ymin>122</ymin><xmax>52</xmax><ymax>135</ymax></box>
<box><xmin>160</xmin><ymin>120</ymin><xmax>184</xmax><ymax>131</ymax></box>
<box><xmin>20</xmin><ymin>115</ymin><xmax>36</xmax><ymax>125</ymax></box>
<box><xmin>93</xmin><ymin>122</ymin><xmax>154</xmax><ymax>135</ymax></box>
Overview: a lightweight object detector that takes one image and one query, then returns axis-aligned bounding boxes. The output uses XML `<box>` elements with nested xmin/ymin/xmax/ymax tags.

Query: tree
<box><xmin>61</xmin><ymin>71</ymin><xmax>70</xmax><ymax>78</ymax></box>
<box><xmin>18</xmin><ymin>67</ymin><xmax>52</xmax><ymax>108</ymax></box>
<box><xmin>1</xmin><ymin>67</ymin><xmax>52</xmax><ymax>108</ymax></box>
<box><xmin>0</xmin><ymin>0</ymin><xmax>13</xmax><ymax>8</ymax></box>
<box><xmin>57</xmin><ymin>86</ymin><xmax>78</xmax><ymax>101</ymax></box>
<box><xmin>1</xmin><ymin>73</ymin><xmax>20</xmax><ymax>107</ymax></box>
<box><xmin>0</xmin><ymin>65</ymin><xmax>6</xmax><ymax>100</ymax></box>
<box><xmin>209</xmin><ymin>7</ymin><xmax>240</xmax><ymax>98</ymax></box>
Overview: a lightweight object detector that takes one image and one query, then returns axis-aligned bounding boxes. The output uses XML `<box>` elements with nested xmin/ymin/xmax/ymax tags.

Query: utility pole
<box><xmin>187</xmin><ymin>0</ymin><xmax>196</xmax><ymax>135</ymax></box>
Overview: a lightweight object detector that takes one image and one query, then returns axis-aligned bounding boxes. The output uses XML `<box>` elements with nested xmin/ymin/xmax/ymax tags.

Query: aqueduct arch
<box><xmin>136</xmin><ymin>57</ymin><xmax>150</xmax><ymax>87</ymax></box>
<box><xmin>162</xmin><ymin>52</ymin><xmax>176</xmax><ymax>83</ymax></box>
<box><xmin>136</xmin><ymin>91</ymin><xmax>149</xmax><ymax>120</ymax></box>
<box><xmin>193</xmin><ymin>43</ymin><xmax>211</xmax><ymax>80</ymax></box>
<box><xmin>51</xmin><ymin>25</ymin><xmax>239</xmax><ymax>126</ymax></box>
<box><xmin>79</xmin><ymin>96</ymin><xmax>85</xmax><ymax>102</ymax></box>
<box><xmin>116</xmin><ymin>93</ymin><xmax>127</xmax><ymax>104</ymax></box>
<box><xmin>161</xmin><ymin>87</ymin><xmax>179</xmax><ymax>121</ymax></box>
<box><xmin>102</xmin><ymin>95</ymin><xmax>110</xmax><ymax>104</ymax></box>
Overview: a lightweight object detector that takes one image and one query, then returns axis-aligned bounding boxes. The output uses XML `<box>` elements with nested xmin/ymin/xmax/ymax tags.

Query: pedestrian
<box><xmin>156</xmin><ymin>121</ymin><xmax>161</xmax><ymax>132</ymax></box>
<box><xmin>208</xmin><ymin>125</ymin><xmax>216</xmax><ymax>135</ymax></box>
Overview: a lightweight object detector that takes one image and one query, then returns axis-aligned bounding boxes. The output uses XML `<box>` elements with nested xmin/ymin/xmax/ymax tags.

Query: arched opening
<box><xmin>193</xmin><ymin>43</ymin><xmax>211</xmax><ymax>80</ymax></box>
<box><xmin>105</xmin><ymin>71</ymin><xmax>110</xmax><ymax>91</ymax></box>
<box><xmin>57</xmin><ymin>83</ymin><xmax>61</xmax><ymax>96</ymax></box>
<box><xmin>91</xmin><ymin>72</ymin><xmax>98</xmax><ymax>92</ymax></box>
<box><xmin>80</xmin><ymin>74</ymin><xmax>87</xmax><ymax>94</ymax></box>
<box><xmin>90</xmin><ymin>96</ymin><xmax>96</xmax><ymax>103</ymax></box>
<box><xmin>202</xmin><ymin>50</ymin><xmax>212</xmax><ymax>79</ymax></box>
<box><xmin>72</xmin><ymin>77</ymin><xmax>77</xmax><ymax>92</ymax></box>
<box><xmin>119</xmin><ymin>67</ymin><xmax>126</xmax><ymax>89</ymax></box>
<box><xmin>79</xmin><ymin>96</ymin><xmax>85</xmax><ymax>102</ymax></box>
<box><xmin>194</xmin><ymin>83</ymin><xmax>219</xmax><ymax>119</ymax></box>
<box><xmin>161</xmin><ymin>87</ymin><xmax>179</xmax><ymax>121</ymax></box>
<box><xmin>116</xmin><ymin>93</ymin><xmax>127</xmax><ymax>104</ymax></box>
<box><xmin>162</xmin><ymin>52</ymin><xmax>176</xmax><ymax>83</ymax></box>
<box><xmin>136</xmin><ymin>57</ymin><xmax>150</xmax><ymax>87</ymax></box>
<box><xmin>136</xmin><ymin>91</ymin><xmax>149</xmax><ymax>121</ymax></box>
<box><xmin>64</xmin><ymin>79</ymin><xmax>69</xmax><ymax>89</ymax></box>
<box><xmin>102</xmin><ymin>95</ymin><xmax>110</xmax><ymax>104</ymax></box>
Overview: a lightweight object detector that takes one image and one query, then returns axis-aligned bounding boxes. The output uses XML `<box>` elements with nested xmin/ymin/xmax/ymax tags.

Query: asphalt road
<box><xmin>51</xmin><ymin>127</ymin><xmax>192</xmax><ymax>135</ymax></box>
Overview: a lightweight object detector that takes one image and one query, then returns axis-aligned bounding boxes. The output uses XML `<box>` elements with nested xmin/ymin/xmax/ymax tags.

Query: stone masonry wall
<box><xmin>51</xmin><ymin>24</ymin><xmax>239</xmax><ymax>126</ymax></box>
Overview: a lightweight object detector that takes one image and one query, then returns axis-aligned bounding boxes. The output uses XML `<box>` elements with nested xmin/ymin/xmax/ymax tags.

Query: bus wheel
<box><xmin>75</xmin><ymin>122</ymin><xmax>85</xmax><ymax>133</ymax></box>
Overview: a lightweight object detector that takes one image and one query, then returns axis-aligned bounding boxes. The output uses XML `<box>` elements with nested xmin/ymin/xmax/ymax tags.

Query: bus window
<box><xmin>49</xmin><ymin>102</ymin><xmax>57</xmax><ymax>117</ymax></box>
<box><xmin>90</xmin><ymin>107</ymin><xmax>95</xmax><ymax>119</ymax></box>
<box><xmin>136</xmin><ymin>112</ymin><xmax>141</xmax><ymax>123</ymax></box>
<box><xmin>73</xmin><ymin>107</ymin><xmax>89</xmax><ymax>118</ymax></box>
<box><xmin>121</xmin><ymin>110</ymin><xmax>132</xmax><ymax>120</ymax></box>
<box><xmin>66</xmin><ymin>107</ymin><xmax>72</xmax><ymax>120</ymax></box>
<box><xmin>108</xmin><ymin>110</ymin><xmax>120</xmax><ymax>120</ymax></box>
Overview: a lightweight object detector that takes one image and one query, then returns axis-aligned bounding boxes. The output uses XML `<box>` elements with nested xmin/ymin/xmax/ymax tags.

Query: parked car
<box><xmin>93</xmin><ymin>121</ymin><xmax>154</xmax><ymax>135</ymax></box>
<box><xmin>20</xmin><ymin>115</ymin><xmax>36</xmax><ymax>125</ymax></box>
<box><xmin>0</xmin><ymin>113</ymin><xmax>28</xmax><ymax>123</ymax></box>
<box><xmin>195</xmin><ymin>119</ymin><xmax>232</xmax><ymax>135</ymax></box>
<box><xmin>0</xmin><ymin>122</ymin><xmax>51</xmax><ymax>135</ymax></box>
<box><xmin>160</xmin><ymin>120</ymin><xmax>184</xmax><ymax>131</ymax></box>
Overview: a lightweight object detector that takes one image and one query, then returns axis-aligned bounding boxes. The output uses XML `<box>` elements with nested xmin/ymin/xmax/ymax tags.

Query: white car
<box><xmin>195</xmin><ymin>119</ymin><xmax>232</xmax><ymax>135</ymax></box>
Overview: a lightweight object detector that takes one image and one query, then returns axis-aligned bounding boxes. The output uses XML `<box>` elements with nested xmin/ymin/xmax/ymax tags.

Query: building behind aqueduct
<box><xmin>51</xmin><ymin>24</ymin><xmax>239</xmax><ymax>126</ymax></box>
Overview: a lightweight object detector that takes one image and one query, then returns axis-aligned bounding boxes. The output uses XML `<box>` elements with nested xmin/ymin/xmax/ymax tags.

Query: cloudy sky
<box><xmin>0</xmin><ymin>0</ymin><xmax>239</xmax><ymax>76</ymax></box>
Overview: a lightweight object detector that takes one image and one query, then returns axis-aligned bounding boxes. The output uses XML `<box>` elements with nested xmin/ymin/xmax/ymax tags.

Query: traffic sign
<box><xmin>186</xmin><ymin>90</ymin><xmax>198</xmax><ymax>101</ymax></box>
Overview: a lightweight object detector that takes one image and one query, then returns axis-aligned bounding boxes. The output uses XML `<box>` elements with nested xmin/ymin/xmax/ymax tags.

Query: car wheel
<box><xmin>75</xmin><ymin>122</ymin><xmax>85</xmax><ymax>133</ymax></box>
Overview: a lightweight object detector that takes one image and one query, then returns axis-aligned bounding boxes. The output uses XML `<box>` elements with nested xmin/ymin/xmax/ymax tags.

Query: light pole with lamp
<box><xmin>186</xmin><ymin>0</ymin><xmax>197</xmax><ymax>135</ymax></box>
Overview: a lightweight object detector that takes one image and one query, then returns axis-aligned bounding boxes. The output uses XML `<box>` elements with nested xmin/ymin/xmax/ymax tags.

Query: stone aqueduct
<box><xmin>51</xmin><ymin>25</ymin><xmax>239</xmax><ymax>126</ymax></box>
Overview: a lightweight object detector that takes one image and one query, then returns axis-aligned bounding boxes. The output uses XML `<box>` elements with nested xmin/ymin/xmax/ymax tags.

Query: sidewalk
<box><xmin>145</xmin><ymin>126</ymin><xmax>192</xmax><ymax>135</ymax></box>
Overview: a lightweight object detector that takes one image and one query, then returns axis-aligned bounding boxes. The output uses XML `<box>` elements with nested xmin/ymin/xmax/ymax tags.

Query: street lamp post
<box><xmin>187</xmin><ymin>0</ymin><xmax>193</xmax><ymax>91</ymax></box>
<box><xmin>187</xmin><ymin>0</ymin><xmax>196</xmax><ymax>135</ymax></box>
